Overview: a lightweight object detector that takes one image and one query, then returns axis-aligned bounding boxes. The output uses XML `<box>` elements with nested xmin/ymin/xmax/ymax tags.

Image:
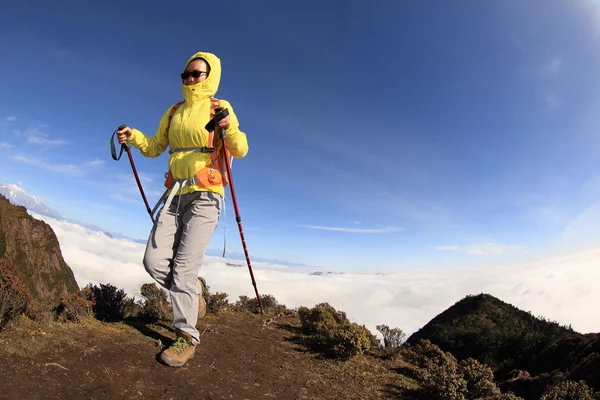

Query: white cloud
<box><xmin>88</xmin><ymin>202</ymin><xmax>118</xmax><ymax>212</ymax></box>
<box><xmin>11</xmin><ymin>154</ymin><xmax>107</xmax><ymax>178</ymax></box>
<box><xmin>13</xmin><ymin>155</ymin><xmax>85</xmax><ymax>177</ymax></box>
<box><xmin>117</xmin><ymin>172</ymin><xmax>153</xmax><ymax>184</ymax></box>
<box><xmin>577</xmin><ymin>0</ymin><xmax>600</xmax><ymax>36</ymax></box>
<box><xmin>541</xmin><ymin>57</ymin><xmax>562</xmax><ymax>78</ymax></box>
<box><xmin>110</xmin><ymin>193</ymin><xmax>142</xmax><ymax>205</ymax></box>
<box><xmin>544</xmin><ymin>92</ymin><xmax>561</xmax><ymax>108</ymax></box>
<box><xmin>2</xmin><ymin>122</ymin><xmax>66</xmax><ymax>146</ymax></box>
<box><xmin>114</xmin><ymin>173</ymin><xmax>161</xmax><ymax>198</ymax></box>
<box><xmin>301</xmin><ymin>225</ymin><xmax>403</xmax><ymax>234</ymax></box>
<box><xmin>528</xmin><ymin>203</ymin><xmax>568</xmax><ymax>227</ymax></box>
<box><xmin>436</xmin><ymin>243</ymin><xmax>525</xmax><ymax>255</ymax></box>
<box><xmin>28</xmin><ymin>212</ymin><xmax>600</xmax><ymax>337</ymax></box>
<box><xmin>5</xmin><ymin>116</ymin><xmax>17</xmax><ymax>122</ymax></box>
<box><xmin>28</xmin><ymin>136</ymin><xmax>67</xmax><ymax>146</ymax></box>
<box><xmin>83</xmin><ymin>159</ymin><xmax>105</xmax><ymax>168</ymax></box>
<box><xmin>562</xmin><ymin>201</ymin><xmax>600</xmax><ymax>239</ymax></box>
<box><xmin>0</xmin><ymin>142</ymin><xmax>11</xmax><ymax>149</ymax></box>
<box><xmin>110</xmin><ymin>173</ymin><xmax>162</xmax><ymax>204</ymax></box>
<box><xmin>138</xmin><ymin>173</ymin><xmax>154</xmax><ymax>184</ymax></box>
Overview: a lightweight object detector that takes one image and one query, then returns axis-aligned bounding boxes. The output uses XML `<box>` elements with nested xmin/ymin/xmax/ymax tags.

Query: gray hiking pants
<box><xmin>143</xmin><ymin>191</ymin><xmax>221</xmax><ymax>345</ymax></box>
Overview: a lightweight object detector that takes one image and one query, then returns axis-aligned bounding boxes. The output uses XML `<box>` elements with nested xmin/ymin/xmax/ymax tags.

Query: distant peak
<box><xmin>0</xmin><ymin>184</ymin><xmax>62</xmax><ymax>220</ymax></box>
<box><xmin>1</xmin><ymin>183</ymin><xmax>25</xmax><ymax>192</ymax></box>
<box><xmin>3</xmin><ymin>184</ymin><xmax>43</xmax><ymax>203</ymax></box>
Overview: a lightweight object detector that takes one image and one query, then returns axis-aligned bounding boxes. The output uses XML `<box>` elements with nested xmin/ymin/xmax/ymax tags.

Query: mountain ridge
<box><xmin>0</xmin><ymin>193</ymin><xmax>79</xmax><ymax>305</ymax></box>
<box><xmin>407</xmin><ymin>293</ymin><xmax>600</xmax><ymax>398</ymax></box>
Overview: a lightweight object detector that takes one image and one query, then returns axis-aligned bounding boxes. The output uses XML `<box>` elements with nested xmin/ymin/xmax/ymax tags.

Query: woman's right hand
<box><xmin>116</xmin><ymin>125</ymin><xmax>132</xmax><ymax>144</ymax></box>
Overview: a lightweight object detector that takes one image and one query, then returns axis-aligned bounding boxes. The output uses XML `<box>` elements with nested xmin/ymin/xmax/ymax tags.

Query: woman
<box><xmin>116</xmin><ymin>51</ymin><xmax>249</xmax><ymax>367</ymax></box>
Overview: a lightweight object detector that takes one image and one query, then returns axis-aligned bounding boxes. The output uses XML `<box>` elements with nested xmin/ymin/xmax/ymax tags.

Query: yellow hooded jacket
<box><xmin>128</xmin><ymin>51</ymin><xmax>249</xmax><ymax>198</ymax></box>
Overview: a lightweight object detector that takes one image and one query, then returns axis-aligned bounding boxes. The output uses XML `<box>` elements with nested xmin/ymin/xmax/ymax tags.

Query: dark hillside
<box><xmin>407</xmin><ymin>293</ymin><xmax>600</xmax><ymax>397</ymax></box>
<box><xmin>0</xmin><ymin>194</ymin><xmax>78</xmax><ymax>305</ymax></box>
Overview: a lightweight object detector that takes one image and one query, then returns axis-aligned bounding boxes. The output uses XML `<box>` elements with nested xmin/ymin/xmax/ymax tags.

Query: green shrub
<box><xmin>256</xmin><ymin>294</ymin><xmax>279</xmax><ymax>312</ymax></box>
<box><xmin>484</xmin><ymin>394</ymin><xmax>524</xmax><ymax>400</ymax></box>
<box><xmin>403</xmin><ymin>339</ymin><xmax>514</xmax><ymax>400</ymax></box>
<box><xmin>297</xmin><ymin>302</ymin><xmax>378</xmax><ymax>359</ymax></box>
<box><xmin>376</xmin><ymin>324</ymin><xmax>406</xmax><ymax>352</ymax></box>
<box><xmin>55</xmin><ymin>290</ymin><xmax>94</xmax><ymax>322</ymax></box>
<box><xmin>199</xmin><ymin>281</ymin><xmax>232</xmax><ymax>314</ymax></box>
<box><xmin>459</xmin><ymin>357</ymin><xmax>501</xmax><ymax>399</ymax></box>
<box><xmin>298</xmin><ymin>302</ymin><xmax>347</xmax><ymax>334</ymax></box>
<box><xmin>25</xmin><ymin>299</ymin><xmax>54</xmax><ymax>323</ymax></box>
<box><xmin>86</xmin><ymin>283</ymin><xmax>127</xmax><ymax>322</ymax></box>
<box><xmin>323</xmin><ymin>322</ymin><xmax>379</xmax><ymax>359</ymax></box>
<box><xmin>0</xmin><ymin>229</ymin><xmax>6</xmax><ymax>258</ymax></box>
<box><xmin>234</xmin><ymin>293</ymin><xmax>292</xmax><ymax>315</ymax></box>
<box><xmin>234</xmin><ymin>295</ymin><xmax>259</xmax><ymax>313</ymax></box>
<box><xmin>0</xmin><ymin>259</ymin><xmax>32</xmax><ymax>329</ymax></box>
<box><xmin>121</xmin><ymin>297</ymin><xmax>142</xmax><ymax>319</ymax></box>
<box><xmin>139</xmin><ymin>283</ymin><xmax>171</xmax><ymax>321</ymax></box>
<box><xmin>410</xmin><ymin>340</ymin><xmax>468</xmax><ymax>400</ymax></box>
<box><xmin>540</xmin><ymin>379</ymin><xmax>595</xmax><ymax>400</ymax></box>
<box><xmin>207</xmin><ymin>291</ymin><xmax>232</xmax><ymax>313</ymax></box>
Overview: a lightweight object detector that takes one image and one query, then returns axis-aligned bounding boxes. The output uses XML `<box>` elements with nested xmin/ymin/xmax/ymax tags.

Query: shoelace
<box><xmin>170</xmin><ymin>337</ymin><xmax>190</xmax><ymax>355</ymax></box>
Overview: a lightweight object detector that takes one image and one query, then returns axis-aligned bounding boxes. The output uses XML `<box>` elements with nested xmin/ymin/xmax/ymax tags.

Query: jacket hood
<box><xmin>181</xmin><ymin>51</ymin><xmax>221</xmax><ymax>104</ymax></box>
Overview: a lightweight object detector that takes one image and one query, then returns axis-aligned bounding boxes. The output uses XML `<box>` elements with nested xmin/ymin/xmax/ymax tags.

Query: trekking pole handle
<box><xmin>204</xmin><ymin>108</ymin><xmax>229</xmax><ymax>138</ymax></box>
<box><xmin>117</xmin><ymin>124</ymin><xmax>131</xmax><ymax>150</ymax></box>
<box><xmin>110</xmin><ymin>125</ymin><xmax>130</xmax><ymax>161</ymax></box>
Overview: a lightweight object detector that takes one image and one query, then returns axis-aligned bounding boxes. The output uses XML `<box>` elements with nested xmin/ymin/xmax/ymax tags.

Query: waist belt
<box><xmin>151</xmin><ymin>176</ymin><xmax>200</xmax><ymax>225</ymax></box>
<box><xmin>168</xmin><ymin>147</ymin><xmax>213</xmax><ymax>154</ymax></box>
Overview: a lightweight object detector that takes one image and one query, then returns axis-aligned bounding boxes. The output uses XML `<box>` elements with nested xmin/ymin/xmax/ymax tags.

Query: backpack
<box><xmin>163</xmin><ymin>97</ymin><xmax>231</xmax><ymax>189</ymax></box>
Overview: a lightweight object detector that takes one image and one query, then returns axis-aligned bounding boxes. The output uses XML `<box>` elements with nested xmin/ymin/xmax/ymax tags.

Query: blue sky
<box><xmin>2</xmin><ymin>0</ymin><xmax>600</xmax><ymax>271</ymax></box>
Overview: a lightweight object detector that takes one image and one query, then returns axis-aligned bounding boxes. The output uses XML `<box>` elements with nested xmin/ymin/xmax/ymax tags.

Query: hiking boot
<box><xmin>197</xmin><ymin>277</ymin><xmax>207</xmax><ymax>319</ymax></box>
<box><xmin>160</xmin><ymin>331</ymin><xmax>195</xmax><ymax>367</ymax></box>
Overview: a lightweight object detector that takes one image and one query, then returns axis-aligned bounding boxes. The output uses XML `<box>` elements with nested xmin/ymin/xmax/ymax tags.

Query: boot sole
<box><xmin>160</xmin><ymin>351</ymin><xmax>195</xmax><ymax>367</ymax></box>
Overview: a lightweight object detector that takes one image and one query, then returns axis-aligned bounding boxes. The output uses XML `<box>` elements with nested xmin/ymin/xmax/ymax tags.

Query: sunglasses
<box><xmin>181</xmin><ymin>70</ymin><xmax>208</xmax><ymax>80</ymax></box>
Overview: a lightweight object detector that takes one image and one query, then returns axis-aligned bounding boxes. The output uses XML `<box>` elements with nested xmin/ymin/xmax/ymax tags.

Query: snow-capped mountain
<box><xmin>0</xmin><ymin>184</ymin><xmax>125</xmax><ymax>240</ymax></box>
<box><xmin>0</xmin><ymin>184</ymin><xmax>64</xmax><ymax>220</ymax></box>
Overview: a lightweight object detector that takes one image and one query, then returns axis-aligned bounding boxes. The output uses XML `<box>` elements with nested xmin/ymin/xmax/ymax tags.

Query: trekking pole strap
<box><xmin>110</xmin><ymin>125</ymin><xmax>131</xmax><ymax>161</ymax></box>
<box><xmin>109</xmin><ymin>125</ymin><xmax>155</xmax><ymax>223</ymax></box>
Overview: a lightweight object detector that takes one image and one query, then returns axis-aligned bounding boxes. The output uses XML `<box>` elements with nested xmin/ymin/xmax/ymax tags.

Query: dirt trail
<box><xmin>0</xmin><ymin>313</ymin><xmax>399</xmax><ymax>400</ymax></box>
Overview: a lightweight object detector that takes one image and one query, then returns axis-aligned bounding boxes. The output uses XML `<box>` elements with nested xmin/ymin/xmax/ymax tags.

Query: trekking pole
<box><xmin>205</xmin><ymin>110</ymin><xmax>264</xmax><ymax>315</ymax></box>
<box><xmin>110</xmin><ymin>125</ymin><xmax>155</xmax><ymax>224</ymax></box>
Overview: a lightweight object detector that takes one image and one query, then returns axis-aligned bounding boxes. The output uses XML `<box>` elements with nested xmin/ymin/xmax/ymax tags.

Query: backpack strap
<box><xmin>166</xmin><ymin>101</ymin><xmax>184</xmax><ymax>138</ymax></box>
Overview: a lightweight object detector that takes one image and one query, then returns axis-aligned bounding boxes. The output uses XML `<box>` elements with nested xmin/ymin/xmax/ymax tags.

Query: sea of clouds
<box><xmin>30</xmin><ymin>212</ymin><xmax>600</xmax><ymax>337</ymax></box>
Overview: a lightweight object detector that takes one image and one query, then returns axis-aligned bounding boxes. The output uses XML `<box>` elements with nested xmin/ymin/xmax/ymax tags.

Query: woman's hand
<box><xmin>116</xmin><ymin>125</ymin><xmax>132</xmax><ymax>144</ymax></box>
<box><xmin>217</xmin><ymin>115</ymin><xmax>230</xmax><ymax>130</ymax></box>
